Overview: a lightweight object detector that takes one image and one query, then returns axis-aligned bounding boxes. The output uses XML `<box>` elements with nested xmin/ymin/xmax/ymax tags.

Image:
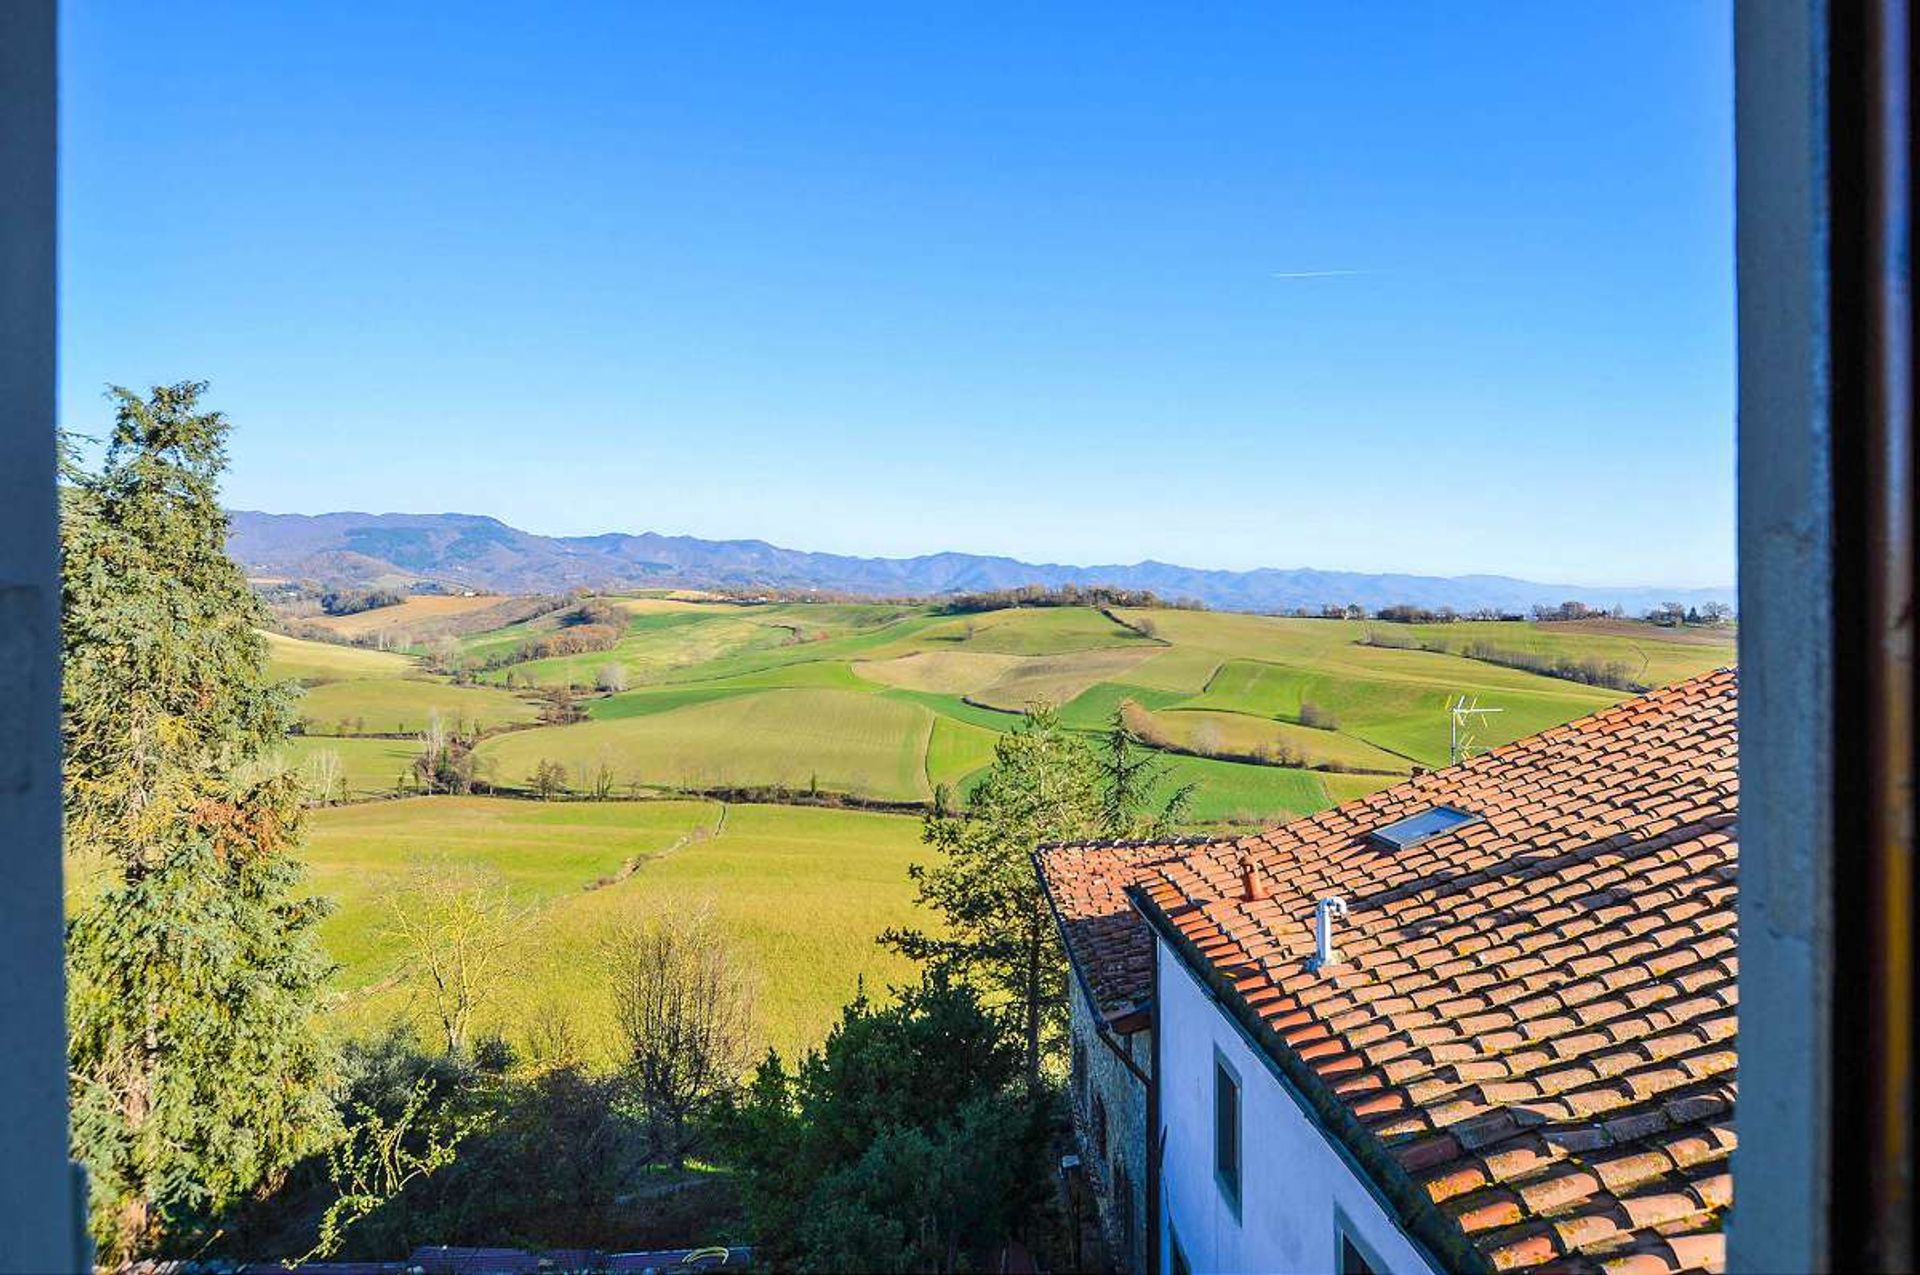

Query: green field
<box><xmin>276</xmin><ymin>736</ymin><xmax>424</xmax><ymax>799</ymax></box>
<box><xmin>267</xmin><ymin>598</ymin><xmax>1734</xmax><ymax>1059</ymax></box>
<box><xmin>479</xmin><ymin>687</ymin><xmax>937</xmax><ymax>801</ymax></box>
<box><xmin>294</xmin><ymin>677</ymin><xmax>539</xmax><ymax>735</ymax></box>
<box><xmin>304</xmin><ymin>797</ymin><xmax>927</xmax><ymax>1057</ymax></box>
<box><xmin>865</xmin><ymin>605</ymin><xmax>1154</xmax><ymax>657</ymax></box>
<box><xmin>272</xmin><ymin>600</ymin><xmax>1734</xmax><ymax>827</ymax></box>
<box><xmin>266</xmin><ymin>631</ymin><xmax>414</xmax><ymax>682</ymax></box>
<box><xmin>1141</xmin><ymin>707</ymin><xmax>1413</xmax><ymax>774</ymax></box>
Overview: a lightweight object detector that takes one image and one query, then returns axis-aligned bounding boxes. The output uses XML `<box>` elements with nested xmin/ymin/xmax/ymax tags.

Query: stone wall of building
<box><xmin>1067</xmin><ymin>983</ymin><xmax>1150</xmax><ymax>1274</ymax></box>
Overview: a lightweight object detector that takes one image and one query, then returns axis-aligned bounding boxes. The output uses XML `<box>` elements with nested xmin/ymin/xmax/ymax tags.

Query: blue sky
<box><xmin>60</xmin><ymin>3</ymin><xmax>1733</xmax><ymax>587</ymax></box>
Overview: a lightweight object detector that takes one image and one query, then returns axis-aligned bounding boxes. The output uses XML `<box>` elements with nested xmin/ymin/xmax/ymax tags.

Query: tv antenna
<box><xmin>1448</xmin><ymin>695</ymin><xmax>1502</xmax><ymax>765</ymax></box>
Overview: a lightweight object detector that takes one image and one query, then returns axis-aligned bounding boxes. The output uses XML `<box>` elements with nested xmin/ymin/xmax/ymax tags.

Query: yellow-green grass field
<box><xmin>304</xmin><ymin>797</ymin><xmax>927</xmax><ymax>1057</ymax></box>
<box><xmin>849</xmin><ymin>650</ymin><xmax>1027</xmax><ymax>694</ymax></box>
<box><xmin>966</xmin><ymin>646</ymin><xmax>1162</xmax><ymax>712</ymax></box>
<box><xmin>478</xmin><ymin>687</ymin><xmax>937</xmax><ymax>801</ymax></box>
<box><xmin>1140</xmin><ymin>707</ymin><xmax>1413</xmax><ymax>775</ymax></box>
<box><xmin>1399</xmin><ymin>618</ymin><xmax>1734</xmax><ymax>688</ymax></box>
<box><xmin>1157</xmin><ymin>754</ymin><xmax>1346</xmax><ymax>824</ymax></box>
<box><xmin>925</xmin><ymin>716</ymin><xmax>1003</xmax><ymax>791</ymax></box>
<box><xmin>277</xmin><ymin>736</ymin><xmax>424</xmax><ymax>799</ymax></box>
<box><xmin>864</xmin><ymin>605</ymin><xmax>1156</xmax><ymax>657</ymax></box>
<box><xmin>490</xmin><ymin>612</ymin><xmax>784</xmax><ymax>688</ymax></box>
<box><xmin>293</xmin><ymin>677</ymin><xmax>540</xmax><ymax>736</ymax></box>
<box><xmin>445</xmin><ymin>602</ymin><xmax>1729</xmax><ymax>820</ymax></box>
<box><xmin>265</xmin><ymin>631</ymin><xmax>415</xmax><ymax>683</ymax></box>
<box><xmin>475</xmin><ymin>603</ymin><xmax>932</xmax><ymax>690</ymax></box>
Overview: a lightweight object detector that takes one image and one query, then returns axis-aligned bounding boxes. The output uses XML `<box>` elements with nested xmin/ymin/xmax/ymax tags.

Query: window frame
<box><xmin>1212</xmin><ymin>1046</ymin><xmax>1242</xmax><ymax>1218</ymax></box>
<box><xmin>1334</xmin><ymin>1208</ymin><xmax>1386</xmax><ymax>1274</ymax></box>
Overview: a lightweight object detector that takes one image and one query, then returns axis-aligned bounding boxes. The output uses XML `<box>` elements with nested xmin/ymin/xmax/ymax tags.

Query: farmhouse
<box><xmin>1038</xmin><ymin>669</ymin><xmax>1737</xmax><ymax>1274</ymax></box>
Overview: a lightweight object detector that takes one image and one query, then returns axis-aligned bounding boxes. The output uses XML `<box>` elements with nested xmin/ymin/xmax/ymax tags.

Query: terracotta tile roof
<box><xmin>1041</xmin><ymin>669</ymin><xmax>1739</xmax><ymax>1275</ymax></box>
<box><xmin>1036</xmin><ymin>835</ymin><xmax>1224</xmax><ymax>1018</ymax></box>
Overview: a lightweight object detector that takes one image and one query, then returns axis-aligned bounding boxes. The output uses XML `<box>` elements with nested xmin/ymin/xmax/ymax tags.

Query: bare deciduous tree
<box><xmin>596</xmin><ymin>663</ymin><xmax>628</xmax><ymax>693</ymax></box>
<box><xmin>530</xmin><ymin>757</ymin><xmax>568</xmax><ymax>799</ymax></box>
<box><xmin>428</xmin><ymin>634</ymin><xmax>460</xmax><ymax>672</ymax></box>
<box><xmin>590</xmin><ymin>748</ymin><xmax>618</xmax><ymax>800</ymax></box>
<box><xmin>382</xmin><ymin>858</ymin><xmax>526</xmax><ymax>1055</ymax></box>
<box><xmin>604</xmin><ymin>907</ymin><xmax>757</xmax><ymax>1168</ymax></box>
<box><xmin>524</xmin><ymin>1001</ymin><xmax>584</xmax><ymax>1070</ymax></box>
<box><xmin>306</xmin><ymin>747</ymin><xmax>344</xmax><ymax>805</ymax></box>
<box><xmin>421</xmin><ymin>711</ymin><xmax>448</xmax><ymax>765</ymax></box>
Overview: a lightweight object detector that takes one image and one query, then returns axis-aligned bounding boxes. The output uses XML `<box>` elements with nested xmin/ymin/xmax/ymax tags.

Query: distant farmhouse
<box><xmin>1038</xmin><ymin>669</ymin><xmax>1737</xmax><ymax>1275</ymax></box>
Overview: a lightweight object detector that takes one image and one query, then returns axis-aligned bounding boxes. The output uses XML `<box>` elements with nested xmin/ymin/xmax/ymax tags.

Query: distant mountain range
<box><xmin>227</xmin><ymin>510</ymin><xmax>1735</xmax><ymax>617</ymax></box>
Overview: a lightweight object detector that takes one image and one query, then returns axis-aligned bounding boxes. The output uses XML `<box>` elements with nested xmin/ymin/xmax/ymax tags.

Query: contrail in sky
<box><xmin>1270</xmin><ymin>269</ymin><xmax>1374</xmax><ymax>280</ymax></box>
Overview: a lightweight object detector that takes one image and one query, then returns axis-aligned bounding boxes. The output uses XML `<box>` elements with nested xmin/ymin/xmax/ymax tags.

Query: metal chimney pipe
<box><xmin>1308</xmin><ymin>896</ymin><xmax>1349</xmax><ymax>971</ymax></box>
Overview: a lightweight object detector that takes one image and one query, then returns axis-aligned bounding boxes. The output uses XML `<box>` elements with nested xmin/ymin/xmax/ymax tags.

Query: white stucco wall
<box><xmin>1156</xmin><ymin>933</ymin><xmax>1442</xmax><ymax>1275</ymax></box>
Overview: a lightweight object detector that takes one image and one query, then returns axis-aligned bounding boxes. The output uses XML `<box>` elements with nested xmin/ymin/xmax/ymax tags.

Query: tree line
<box><xmin>936</xmin><ymin>582</ymin><xmax>1203</xmax><ymax>613</ymax></box>
<box><xmin>1357</xmin><ymin>625</ymin><xmax>1650</xmax><ymax>691</ymax></box>
<box><xmin>1284</xmin><ymin>598</ymin><xmax>1734</xmax><ymax>625</ymax></box>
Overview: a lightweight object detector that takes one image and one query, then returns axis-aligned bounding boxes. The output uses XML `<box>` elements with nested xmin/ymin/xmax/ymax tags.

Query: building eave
<box><xmin>1127</xmin><ymin>883</ymin><xmax>1486</xmax><ymax>1275</ymax></box>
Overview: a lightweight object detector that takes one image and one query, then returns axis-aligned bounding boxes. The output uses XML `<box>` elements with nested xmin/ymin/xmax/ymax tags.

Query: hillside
<box><xmin>270</xmin><ymin>599</ymin><xmax>1736</xmax><ymax>1058</ymax></box>
<box><xmin>231</xmin><ymin>510</ymin><xmax>1735</xmax><ymax>615</ymax></box>
<box><xmin>270</xmin><ymin>600</ymin><xmax>1736</xmax><ymax>821</ymax></box>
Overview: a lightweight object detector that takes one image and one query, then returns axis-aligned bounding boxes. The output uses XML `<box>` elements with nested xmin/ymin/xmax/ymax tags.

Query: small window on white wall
<box><xmin>1339</xmin><ymin>1227</ymin><xmax>1381</xmax><ymax>1274</ymax></box>
<box><xmin>1213</xmin><ymin>1051</ymin><xmax>1241</xmax><ymax>1213</ymax></box>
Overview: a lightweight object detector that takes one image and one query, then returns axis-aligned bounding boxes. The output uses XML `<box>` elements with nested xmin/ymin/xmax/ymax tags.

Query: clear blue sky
<box><xmin>60</xmin><ymin>3</ymin><xmax>1733</xmax><ymax>587</ymax></box>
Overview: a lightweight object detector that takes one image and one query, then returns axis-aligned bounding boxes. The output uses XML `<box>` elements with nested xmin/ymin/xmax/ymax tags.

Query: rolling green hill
<box><xmin>264</xmin><ymin>596</ymin><xmax>1734</xmax><ymax>1057</ymax></box>
<box><xmin>273</xmin><ymin>599</ymin><xmax>1734</xmax><ymax>825</ymax></box>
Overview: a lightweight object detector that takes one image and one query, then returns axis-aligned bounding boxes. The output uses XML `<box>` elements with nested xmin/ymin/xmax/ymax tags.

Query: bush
<box><xmin>1357</xmin><ymin>624</ymin><xmax>1423</xmax><ymax>650</ymax></box>
<box><xmin>1298</xmin><ymin>701</ymin><xmax>1339</xmax><ymax>730</ymax></box>
<box><xmin>537</xmin><ymin>687</ymin><xmax>588</xmax><ymax>725</ymax></box>
<box><xmin>521</xmin><ymin>623</ymin><xmax>621</xmax><ymax>660</ymax></box>
<box><xmin>567</xmin><ymin>598</ymin><xmax>626</xmax><ymax>630</ymax></box>
<box><xmin>717</xmin><ymin>973</ymin><xmax>1050</xmax><ymax>1273</ymax></box>
<box><xmin>304</xmin><ymin>1026</ymin><xmax>644</xmax><ymax>1258</ymax></box>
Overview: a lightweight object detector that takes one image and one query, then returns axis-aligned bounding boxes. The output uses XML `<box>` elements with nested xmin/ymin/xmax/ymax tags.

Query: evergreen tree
<box><xmin>883</xmin><ymin>705</ymin><xmax>1101</xmax><ymax>1079</ymax></box>
<box><xmin>62</xmin><ymin>383</ymin><xmax>336</xmax><ymax>1261</ymax></box>
<box><xmin>1096</xmin><ymin>705</ymin><xmax>1195</xmax><ymax>838</ymax></box>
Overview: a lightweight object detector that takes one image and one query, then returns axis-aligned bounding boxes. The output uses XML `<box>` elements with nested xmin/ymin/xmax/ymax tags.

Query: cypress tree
<box><xmin>62</xmin><ymin>383</ymin><xmax>336</xmax><ymax>1261</ymax></box>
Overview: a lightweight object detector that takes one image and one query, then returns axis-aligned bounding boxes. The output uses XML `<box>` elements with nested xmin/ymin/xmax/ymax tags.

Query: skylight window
<box><xmin>1368</xmin><ymin>805</ymin><xmax>1480</xmax><ymax>850</ymax></box>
